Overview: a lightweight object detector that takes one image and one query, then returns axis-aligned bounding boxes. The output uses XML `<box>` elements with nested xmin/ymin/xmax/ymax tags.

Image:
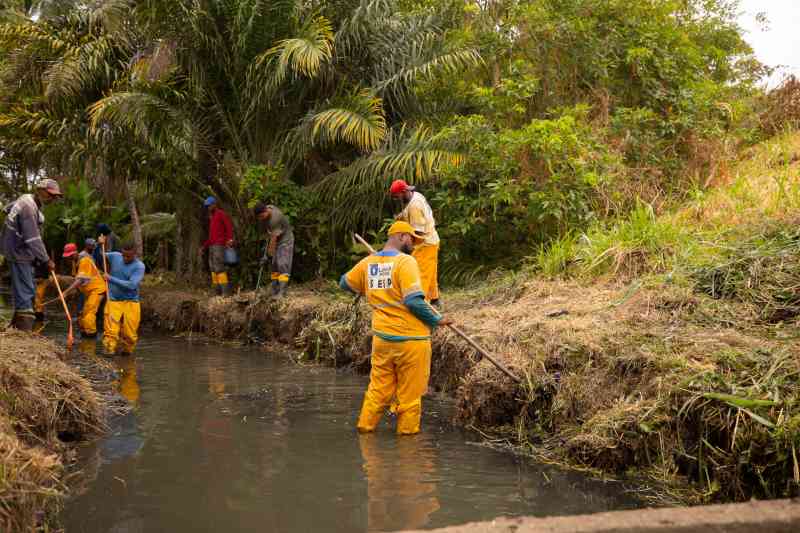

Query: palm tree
<box><xmin>88</xmin><ymin>0</ymin><xmax>480</xmax><ymax>229</ymax></box>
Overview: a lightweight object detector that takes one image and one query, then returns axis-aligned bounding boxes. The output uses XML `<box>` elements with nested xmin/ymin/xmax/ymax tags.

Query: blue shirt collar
<box><xmin>375</xmin><ymin>250</ymin><xmax>399</xmax><ymax>257</ymax></box>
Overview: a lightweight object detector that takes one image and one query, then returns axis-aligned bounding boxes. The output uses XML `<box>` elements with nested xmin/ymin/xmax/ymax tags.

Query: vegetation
<box><xmin>2</xmin><ymin>0</ymin><xmax>800</xmax><ymax>507</ymax></box>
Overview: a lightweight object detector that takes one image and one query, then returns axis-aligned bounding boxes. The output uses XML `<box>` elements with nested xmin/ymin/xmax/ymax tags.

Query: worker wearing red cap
<box><xmin>389</xmin><ymin>180</ymin><xmax>440</xmax><ymax>306</ymax></box>
<box><xmin>59</xmin><ymin>239</ymin><xmax>106</xmax><ymax>337</ymax></box>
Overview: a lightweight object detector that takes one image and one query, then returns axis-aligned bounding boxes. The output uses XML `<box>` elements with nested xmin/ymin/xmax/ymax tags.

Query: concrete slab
<box><xmin>401</xmin><ymin>499</ymin><xmax>800</xmax><ymax>533</ymax></box>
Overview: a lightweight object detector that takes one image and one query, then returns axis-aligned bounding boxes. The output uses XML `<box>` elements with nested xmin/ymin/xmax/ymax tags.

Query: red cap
<box><xmin>389</xmin><ymin>179</ymin><xmax>414</xmax><ymax>196</ymax></box>
<box><xmin>62</xmin><ymin>243</ymin><xmax>78</xmax><ymax>258</ymax></box>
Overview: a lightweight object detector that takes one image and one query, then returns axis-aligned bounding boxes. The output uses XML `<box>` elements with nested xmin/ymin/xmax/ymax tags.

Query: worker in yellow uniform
<box><xmin>340</xmin><ymin>221</ymin><xmax>452</xmax><ymax>435</ymax></box>
<box><xmin>100</xmin><ymin>240</ymin><xmax>145</xmax><ymax>355</ymax></box>
<box><xmin>390</xmin><ymin>179</ymin><xmax>441</xmax><ymax>306</ymax></box>
<box><xmin>60</xmin><ymin>239</ymin><xmax>106</xmax><ymax>337</ymax></box>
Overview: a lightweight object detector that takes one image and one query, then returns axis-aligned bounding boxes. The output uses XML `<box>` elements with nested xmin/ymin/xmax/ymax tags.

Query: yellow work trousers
<box><xmin>34</xmin><ymin>279</ymin><xmax>50</xmax><ymax>313</ymax></box>
<box><xmin>80</xmin><ymin>289</ymin><xmax>105</xmax><ymax>335</ymax></box>
<box><xmin>103</xmin><ymin>300</ymin><xmax>141</xmax><ymax>355</ymax></box>
<box><xmin>412</xmin><ymin>244</ymin><xmax>439</xmax><ymax>301</ymax></box>
<box><xmin>357</xmin><ymin>337</ymin><xmax>432</xmax><ymax>435</ymax></box>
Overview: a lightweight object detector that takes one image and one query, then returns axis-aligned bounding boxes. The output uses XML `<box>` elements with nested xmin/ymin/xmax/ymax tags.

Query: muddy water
<box><xmin>0</xmin><ymin>291</ymin><xmax>640</xmax><ymax>532</ymax></box>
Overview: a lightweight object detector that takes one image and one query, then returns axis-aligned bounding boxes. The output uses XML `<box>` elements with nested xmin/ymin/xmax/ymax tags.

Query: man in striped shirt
<box><xmin>0</xmin><ymin>179</ymin><xmax>62</xmax><ymax>331</ymax></box>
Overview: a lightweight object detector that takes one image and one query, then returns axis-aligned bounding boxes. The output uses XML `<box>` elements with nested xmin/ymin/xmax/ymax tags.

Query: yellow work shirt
<box><xmin>76</xmin><ymin>252</ymin><xmax>106</xmax><ymax>294</ymax></box>
<box><xmin>397</xmin><ymin>192</ymin><xmax>439</xmax><ymax>246</ymax></box>
<box><xmin>344</xmin><ymin>250</ymin><xmax>431</xmax><ymax>340</ymax></box>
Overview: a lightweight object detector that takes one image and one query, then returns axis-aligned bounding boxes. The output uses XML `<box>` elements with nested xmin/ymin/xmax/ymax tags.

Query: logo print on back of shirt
<box><xmin>367</xmin><ymin>263</ymin><xmax>393</xmax><ymax>290</ymax></box>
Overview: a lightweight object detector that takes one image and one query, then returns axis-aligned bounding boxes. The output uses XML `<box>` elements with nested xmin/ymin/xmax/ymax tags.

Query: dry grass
<box><xmin>0</xmin><ymin>330</ymin><xmax>107</xmax><ymax>531</ymax></box>
<box><xmin>445</xmin><ymin>278</ymin><xmax>799</xmax><ymax>502</ymax></box>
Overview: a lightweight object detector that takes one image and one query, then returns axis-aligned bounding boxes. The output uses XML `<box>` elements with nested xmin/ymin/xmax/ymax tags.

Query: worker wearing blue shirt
<box><xmin>100</xmin><ymin>240</ymin><xmax>145</xmax><ymax>355</ymax></box>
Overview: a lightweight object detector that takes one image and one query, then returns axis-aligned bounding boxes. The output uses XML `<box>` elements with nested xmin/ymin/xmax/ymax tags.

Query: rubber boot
<box><xmin>222</xmin><ymin>283</ymin><xmax>233</xmax><ymax>297</ymax></box>
<box><xmin>214</xmin><ymin>284</ymin><xmax>223</xmax><ymax>296</ymax></box>
<box><xmin>276</xmin><ymin>281</ymin><xmax>289</xmax><ymax>298</ymax></box>
<box><xmin>12</xmin><ymin>312</ymin><xmax>36</xmax><ymax>332</ymax></box>
<box><xmin>270</xmin><ymin>280</ymin><xmax>280</xmax><ymax>298</ymax></box>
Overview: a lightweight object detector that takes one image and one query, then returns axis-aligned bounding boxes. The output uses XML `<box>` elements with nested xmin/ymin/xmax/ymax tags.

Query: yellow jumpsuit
<box><xmin>343</xmin><ymin>251</ymin><xmax>436</xmax><ymax>434</ymax></box>
<box><xmin>397</xmin><ymin>192</ymin><xmax>440</xmax><ymax>301</ymax></box>
<box><xmin>75</xmin><ymin>252</ymin><xmax>106</xmax><ymax>336</ymax></box>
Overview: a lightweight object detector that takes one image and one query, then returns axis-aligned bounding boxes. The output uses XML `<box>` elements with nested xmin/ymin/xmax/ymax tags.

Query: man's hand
<box><xmin>47</xmin><ymin>260</ymin><xmax>55</xmax><ymax>272</ymax></box>
<box><xmin>226</xmin><ymin>239</ymin><xmax>234</xmax><ymax>248</ymax></box>
<box><xmin>103</xmin><ymin>273</ymin><xmax>111</xmax><ymax>281</ymax></box>
<box><xmin>438</xmin><ymin>317</ymin><xmax>453</xmax><ymax>327</ymax></box>
<box><xmin>197</xmin><ymin>247</ymin><xmax>204</xmax><ymax>257</ymax></box>
<box><xmin>267</xmin><ymin>237</ymin><xmax>277</xmax><ymax>257</ymax></box>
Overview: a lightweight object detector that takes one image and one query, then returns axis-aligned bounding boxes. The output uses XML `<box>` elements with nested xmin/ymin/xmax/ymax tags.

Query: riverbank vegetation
<box><xmin>0</xmin><ymin>330</ymin><xmax>108</xmax><ymax>531</ymax></box>
<box><xmin>3</xmin><ymin>0</ymin><xmax>800</xmax><ymax>507</ymax></box>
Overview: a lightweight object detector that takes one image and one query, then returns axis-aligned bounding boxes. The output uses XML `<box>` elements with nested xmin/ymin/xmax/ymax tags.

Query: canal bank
<box><xmin>0</xmin><ymin>328</ymin><xmax>116</xmax><ymax>531</ymax></box>
<box><xmin>142</xmin><ymin>277</ymin><xmax>800</xmax><ymax>504</ymax></box>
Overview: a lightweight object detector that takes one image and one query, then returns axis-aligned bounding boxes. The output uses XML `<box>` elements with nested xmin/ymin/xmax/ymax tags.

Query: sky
<box><xmin>737</xmin><ymin>0</ymin><xmax>800</xmax><ymax>86</ymax></box>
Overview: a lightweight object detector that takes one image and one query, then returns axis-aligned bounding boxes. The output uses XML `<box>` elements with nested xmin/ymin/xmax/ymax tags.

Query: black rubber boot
<box><xmin>12</xmin><ymin>312</ymin><xmax>36</xmax><ymax>332</ymax></box>
<box><xmin>270</xmin><ymin>280</ymin><xmax>280</xmax><ymax>298</ymax></box>
<box><xmin>214</xmin><ymin>284</ymin><xmax>223</xmax><ymax>296</ymax></box>
<box><xmin>222</xmin><ymin>283</ymin><xmax>233</xmax><ymax>297</ymax></box>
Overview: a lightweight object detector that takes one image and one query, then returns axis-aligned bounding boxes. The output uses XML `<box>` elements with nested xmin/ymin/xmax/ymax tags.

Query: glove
<box><xmin>259</xmin><ymin>256</ymin><xmax>269</xmax><ymax>265</ymax></box>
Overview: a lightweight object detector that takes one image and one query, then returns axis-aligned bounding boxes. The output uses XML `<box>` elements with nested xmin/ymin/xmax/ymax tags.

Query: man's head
<box><xmin>386</xmin><ymin>221</ymin><xmax>424</xmax><ymax>254</ymax></box>
<box><xmin>62</xmin><ymin>242</ymin><xmax>78</xmax><ymax>262</ymax></box>
<box><xmin>35</xmin><ymin>178</ymin><xmax>63</xmax><ymax>204</ymax></box>
<box><xmin>253</xmin><ymin>202</ymin><xmax>271</xmax><ymax>221</ymax></box>
<box><xmin>121</xmin><ymin>241</ymin><xmax>137</xmax><ymax>264</ymax></box>
<box><xmin>389</xmin><ymin>179</ymin><xmax>414</xmax><ymax>203</ymax></box>
<box><xmin>84</xmin><ymin>238</ymin><xmax>97</xmax><ymax>253</ymax></box>
<box><xmin>96</xmin><ymin>223</ymin><xmax>112</xmax><ymax>236</ymax></box>
<box><xmin>204</xmin><ymin>196</ymin><xmax>217</xmax><ymax>213</ymax></box>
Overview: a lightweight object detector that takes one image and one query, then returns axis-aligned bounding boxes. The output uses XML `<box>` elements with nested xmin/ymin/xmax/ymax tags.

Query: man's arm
<box><xmin>404</xmin><ymin>294</ymin><xmax>442</xmax><ymax>329</ymax></box>
<box><xmin>339</xmin><ymin>259</ymin><xmax>366</xmax><ymax>295</ymax></box>
<box><xmin>19</xmin><ymin>205</ymin><xmax>49</xmax><ymax>264</ymax></box>
<box><xmin>107</xmin><ymin>262</ymin><xmax>144</xmax><ymax>290</ymax></box>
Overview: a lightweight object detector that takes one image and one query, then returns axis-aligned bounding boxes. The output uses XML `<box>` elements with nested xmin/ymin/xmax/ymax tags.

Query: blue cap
<box><xmin>204</xmin><ymin>196</ymin><xmax>216</xmax><ymax>207</ymax></box>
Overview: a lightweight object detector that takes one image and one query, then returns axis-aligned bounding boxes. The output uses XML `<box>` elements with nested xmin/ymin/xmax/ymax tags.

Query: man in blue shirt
<box><xmin>100</xmin><ymin>240</ymin><xmax>145</xmax><ymax>355</ymax></box>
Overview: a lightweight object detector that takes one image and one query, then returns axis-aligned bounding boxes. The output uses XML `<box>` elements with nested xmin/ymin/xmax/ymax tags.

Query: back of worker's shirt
<box><xmin>398</xmin><ymin>192</ymin><xmax>439</xmax><ymax>246</ymax></box>
<box><xmin>76</xmin><ymin>251</ymin><xmax>105</xmax><ymax>293</ymax></box>
<box><xmin>106</xmin><ymin>252</ymin><xmax>145</xmax><ymax>302</ymax></box>
<box><xmin>343</xmin><ymin>250</ymin><xmax>430</xmax><ymax>340</ymax></box>
<box><xmin>265</xmin><ymin>205</ymin><xmax>293</xmax><ymax>243</ymax></box>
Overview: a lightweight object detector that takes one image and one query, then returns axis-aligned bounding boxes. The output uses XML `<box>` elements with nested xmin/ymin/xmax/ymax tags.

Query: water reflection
<box><xmin>56</xmin><ymin>334</ymin><xmax>640</xmax><ymax>533</ymax></box>
<box><xmin>360</xmin><ymin>434</ymin><xmax>440</xmax><ymax>531</ymax></box>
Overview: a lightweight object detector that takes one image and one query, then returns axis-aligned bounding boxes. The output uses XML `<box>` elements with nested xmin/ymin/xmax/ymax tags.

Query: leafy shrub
<box><xmin>431</xmin><ymin>107</ymin><xmax>619</xmax><ymax>272</ymax></box>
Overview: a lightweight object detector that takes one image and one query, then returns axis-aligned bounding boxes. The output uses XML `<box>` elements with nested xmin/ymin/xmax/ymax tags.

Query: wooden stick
<box><xmin>50</xmin><ymin>270</ymin><xmax>74</xmax><ymax>348</ymax></box>
<box><xmin>447</xmin><ymin>324</ymin><xmax>521</xmax><ymax>382</ymax></box>
<box><xmin>354</xmin><ymin>233</ymin><xmax>376</xmax><ymax>254</ymax></box>
<box><xmin>352</xmin><ymin>233</ymin><xmax>521</xmax><ymax>382</ymax></box>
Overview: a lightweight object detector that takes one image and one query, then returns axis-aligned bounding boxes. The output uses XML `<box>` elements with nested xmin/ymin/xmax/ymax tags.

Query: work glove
<box><xmin>259</xmin><ymin>255</ymin><xmax>269</xmax><ymax>265</ymax></box>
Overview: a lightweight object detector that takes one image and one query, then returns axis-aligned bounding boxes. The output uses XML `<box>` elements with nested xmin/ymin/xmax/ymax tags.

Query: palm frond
<box><xmin>313</xmin><ymin>125</ymin><xmax>463</xmax><ymax>229</ymax></box>
<box><xmin>284</xmin><ymin>90</ymin><xmax>387</xmax><ymax>161</ymax></box>
<box><xmin>258</xmin><ymin>15</ymin><xmax>333</xmax><ymax>86</ymax></box>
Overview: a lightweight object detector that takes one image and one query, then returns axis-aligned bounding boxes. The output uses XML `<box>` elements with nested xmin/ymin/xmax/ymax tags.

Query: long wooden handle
<box><xmin>101</xmin><ymin>242</ymin><xmax>109</xmax><ymax>274</ymax></box>
<box><xmin>448</xmin><ymin>324</ymin><xmax>521</xmax><ymax>382</ymax></box>
<box><xmin>354</xmin><ymin>233</ymin><xmax>376</xmax><ymax>254</ymax></box>
<box><xmin>51</xmin><ymin>271</ymin><xmax>74</xmax><ymax>347</ymax></box>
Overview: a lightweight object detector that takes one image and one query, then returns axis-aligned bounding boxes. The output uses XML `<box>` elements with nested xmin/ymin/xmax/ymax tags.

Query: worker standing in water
<box><xmin>0</xmin><ymin>179</ymin><xmax>62</xmax><ymax>330</ymax></box>
<box><xmin>100</xmin><ymin>240</ymin><xmax>145</xmax><ymax>355</ymax></box>
<box><xmin>340</xmin><ymin>222</ymin><xmax>451</xmax><ymax>435</ymax></box>
<box><xmin>59</xmin><ymin>239</ymin><xmax>106</xmax><ymax>338</ymax></box>
<box><xmin>390</xmin><ymin>180</ymin><xmax>441</xmax><ymax>307</ymax></box>
<box><xmin>199</xmin><ymin>196</ymin><xmax>235</xmax><ymax>296</ymax></box>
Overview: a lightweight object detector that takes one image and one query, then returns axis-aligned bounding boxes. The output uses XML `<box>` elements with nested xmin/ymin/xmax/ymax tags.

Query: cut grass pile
<box><xmin>0</xmin><ymin>329</ymin><xmax>107</xmax><ymax>531</ymax></box>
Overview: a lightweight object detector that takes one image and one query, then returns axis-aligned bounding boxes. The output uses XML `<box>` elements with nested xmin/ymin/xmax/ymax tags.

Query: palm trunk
<box><xmin>125</xmin><ymin>178</ymin><xmax>144</xmax><ymax>257</ymax></box>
